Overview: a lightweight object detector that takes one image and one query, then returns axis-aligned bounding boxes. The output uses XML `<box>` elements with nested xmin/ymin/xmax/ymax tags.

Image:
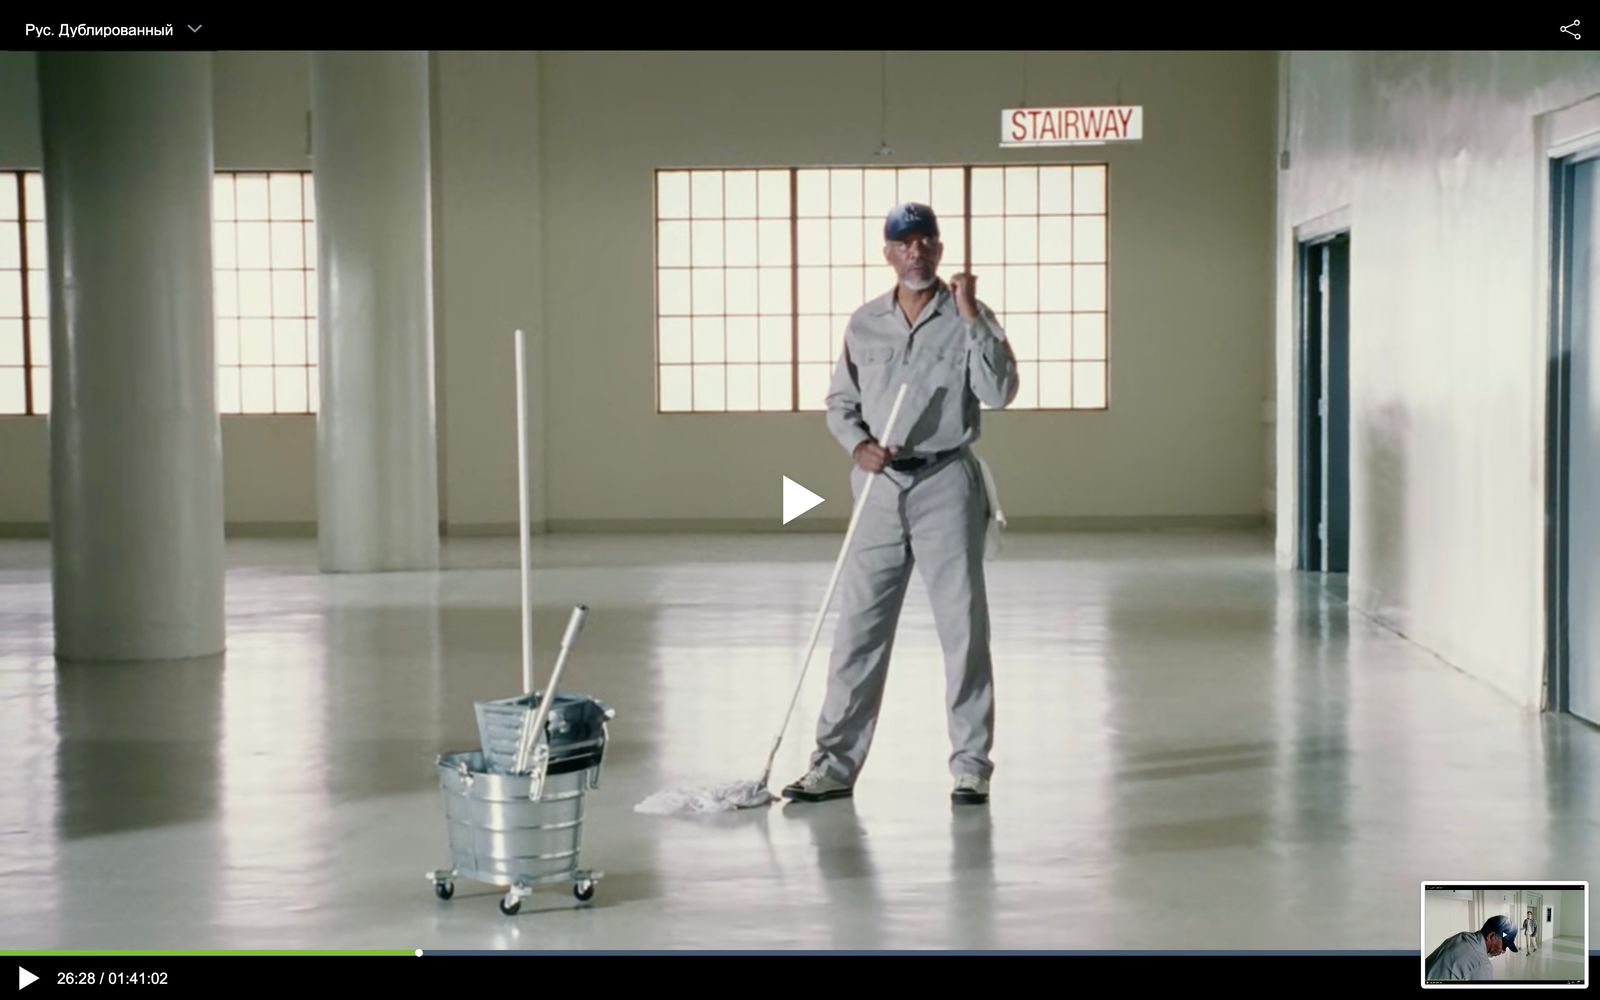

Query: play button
<box><xmin>782</xmin><ymin>476</ymin><xmax>826</xmax><ymax>525</ymax></box>
<box><xmin>20</xmin><ymin>967</ymin><xmax>38</xmax><ymax>990</ymax></box>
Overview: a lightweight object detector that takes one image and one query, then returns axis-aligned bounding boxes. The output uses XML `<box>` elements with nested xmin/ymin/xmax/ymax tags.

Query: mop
<box><xmin>635</xmin><ymin>382</ymin><xmax>911</xmax><ymax>815</ymax></box>
<box><xmin>495</xmin><ymin>329</ymin><xmax>593</xmax><ymax>766</ymax></box>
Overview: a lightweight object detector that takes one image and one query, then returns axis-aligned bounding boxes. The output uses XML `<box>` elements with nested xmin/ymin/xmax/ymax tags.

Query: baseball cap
<box><xmin>884</xmin><ymin>202</ymin><xmax>940</xmax><ymax>242</ymax></box>
<box><xmin>1483</xmin><ymin>915</ymin><xmax>1520</xmax><ymax>952</ymax></box>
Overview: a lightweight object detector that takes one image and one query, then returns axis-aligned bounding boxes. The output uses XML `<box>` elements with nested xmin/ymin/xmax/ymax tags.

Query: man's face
<box><xmin>1486</xmin><ymin>932</ymin><xmax>1505</xmax><ymax>956</ymax></box>
<box><xmin>884</xmin><ymin>233</ymin><xmax>942</xmax><ymax>291</ymax></box>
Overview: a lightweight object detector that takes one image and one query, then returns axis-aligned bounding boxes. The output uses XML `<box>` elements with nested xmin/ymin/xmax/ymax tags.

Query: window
<box><xmin>655</xmin><ymin>169</ymin><xmax>795</xmax><ymax>413</ymax></box>
<box><xmin>0</xmin><ymin>170</ymin><xmax>320</xmax><ymax>416</ymax></box>
<box><xmin>969</xmin><ymin>165</ymin><xmax>1107</xmax><ymax>410</ymax></box>
<box><xmin>0</xmin><ymin>172</ymin><xmax>48</xmax><ymax>415</ymax></box>
<box><xmin>654</xmin><ymin>164</ymin><xmax>1109</xmax><ymax>413</ymax></box>
<box><xmin>213</xmin><ymin>171</ymin><xmax>318</xmax><ymax>414</ymax></box>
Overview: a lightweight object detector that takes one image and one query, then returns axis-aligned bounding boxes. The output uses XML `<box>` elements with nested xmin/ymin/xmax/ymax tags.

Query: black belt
<box><xmin>888</xmin><ymin>448</ymin><xmax>961</xmax><ymax>473</ymax></box>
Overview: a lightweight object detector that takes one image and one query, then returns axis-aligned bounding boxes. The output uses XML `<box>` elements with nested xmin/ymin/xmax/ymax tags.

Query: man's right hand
<box><xmin>853</xmin><ymin>439</ymin><xmax>898</xmax><ymax>473</ymax></box>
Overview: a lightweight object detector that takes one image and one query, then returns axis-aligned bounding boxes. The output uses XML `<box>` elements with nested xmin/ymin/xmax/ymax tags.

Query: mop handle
<box><xmin>515</xmin><ymin>329</ymin><xmax>535</xmax><ymax>696</ymax></box>
<box><xmin>514</xmin><ymin>605</ymin><xmax>589</xmax><ymax>774</ymax></box>
<box><xmin>760</xmin><ymin>382</ymin><xmax>911</xmax><ymax>783</ymax></box>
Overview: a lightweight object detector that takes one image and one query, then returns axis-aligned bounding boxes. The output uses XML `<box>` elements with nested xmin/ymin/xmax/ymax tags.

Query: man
<box><xmin>1425</xmin><ymin>915</ymin><xmax>1520</xmax><ymax>981</ymax></box>
<box><xmin>1523</xmin><ymin>909</ymin><xmax>1539</xmax><ymax>955</ymax></box>
<box><xmin>783</xmin><ymin>202</ymin><xmax>1018</xmax><ymax>807</ymax></box>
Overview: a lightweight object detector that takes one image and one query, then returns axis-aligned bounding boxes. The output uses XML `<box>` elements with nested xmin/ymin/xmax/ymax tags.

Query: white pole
<box><xmin>515</xmin><ymin>329</ymin><xmax>534</xmax><ymax>695</ymax></box>
<box><xmin>513</xmin><ymin>606</ymin><xmax>589</xmax><ymax>774</ymax></box>
<box><xmin>758</xmin><ymin>381</ymin><xmax>909</xmax><ymax>786</ymax></box>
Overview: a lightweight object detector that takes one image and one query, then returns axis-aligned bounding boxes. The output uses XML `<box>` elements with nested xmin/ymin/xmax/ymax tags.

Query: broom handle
<box><xmin>514</xmin><ymin>605</ymin><xmax>588</xmax><ymax>773</ymax></box>
<box><xmin>515</xmin><ymin>329</ymin><xmax>535</xmax><ymax>695</ymax></box>
<box><xmin>758</xmin><ymin>382</ymin><xmax>910</xmax><ymax>785</ymax></box>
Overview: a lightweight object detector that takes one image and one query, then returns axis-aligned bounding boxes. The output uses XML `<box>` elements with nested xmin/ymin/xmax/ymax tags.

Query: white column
<box><xmin>38</xmin><ymin>52</ymin><xmax>225</xmax><ymax>661</ymax></box>
<box><xmin>311</xmin><ymin>51</ymin><xmax>439</xmax><ymax>572</ymax></box>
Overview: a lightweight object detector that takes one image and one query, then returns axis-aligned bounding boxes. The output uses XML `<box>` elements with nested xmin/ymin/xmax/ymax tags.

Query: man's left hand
<box><xmin>950</xmin><ymin>272</ymin><xmax>979</xmax><ymax>321</ymax></box>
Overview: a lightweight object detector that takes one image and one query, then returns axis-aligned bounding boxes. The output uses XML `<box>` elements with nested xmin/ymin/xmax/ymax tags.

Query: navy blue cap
<box><xmin>1482</xmin><ymin>915</ymin><xmax>1519</xmax><ymax>952</ymax></box>
<box><xmin>884</xmin><ymin>202</ymin><xmax>940</xmax><ymax>241</ymax></box>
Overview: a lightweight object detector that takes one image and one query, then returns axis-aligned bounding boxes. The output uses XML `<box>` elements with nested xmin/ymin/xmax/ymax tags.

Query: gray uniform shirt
<box><xmin>1425</xmin><ymin>932</ymin><xmax>1493</xmax><ymax>981</ymax></box>
<box><xmin>825</xmin><ymin>281</ymin><xmax>1019</xmax><ymax>458</ymax></box>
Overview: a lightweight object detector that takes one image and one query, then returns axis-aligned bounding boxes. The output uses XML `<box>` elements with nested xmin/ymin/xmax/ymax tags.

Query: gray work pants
<box><xmin>809</xmin><ymin>449</ymin><xmax>995</xmax><ymax>783</ymax></box>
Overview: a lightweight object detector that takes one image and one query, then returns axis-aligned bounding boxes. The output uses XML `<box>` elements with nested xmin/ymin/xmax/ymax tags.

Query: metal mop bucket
<box><xmin>430</xmin><ymin>335</ymin><xmax>619</xmax><ymax>916</ymax></box>
<box><xmin>430</xmin><ymin>694</ymin><xmax>614</xmax><ymax>915</ymax></box>
<box><xmin>430</xmin><ymin>604</ymin><xmax>616</xmax><ymax>915</ymax></box>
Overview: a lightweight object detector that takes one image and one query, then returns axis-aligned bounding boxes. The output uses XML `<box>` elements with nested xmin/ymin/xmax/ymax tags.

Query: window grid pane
<box><xmin>215</xmin><ymin>170</ymin><xmax>317</xmax><ymax>415</ymax></box>
<box><xmin>22</xmin><ymin>164</ymin><xmax>1108</xmax><ymax>422</ymax></box>
<box><xmin>1</xmin><ymin>172</ymin><xmax>48</xmax><ymax>414</ymax></box>
<box><xmin>655</xmin><ymin>164</ymin><xmax>1107</xmax><ymax>413</ymax></box>
<box><xmin>969</xmin><ymin>164</ymin><xmax>1107</xmax><ymax>410</ymax></box>
<box><xmin>657</xmin><ymin>167</ymin><xmax>799</xmax><ymax>412</ymax></box>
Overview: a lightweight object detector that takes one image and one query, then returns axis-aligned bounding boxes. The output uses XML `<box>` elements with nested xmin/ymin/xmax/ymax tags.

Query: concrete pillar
<box><xmin>38</xmin><ymin>52</ymin><xmax>225</xmax><ymax>660</ymax></box>
<box><xmin>311</xmin><ymin>51</ymin><xmax>439</xmax><ymax>572</ymax></box>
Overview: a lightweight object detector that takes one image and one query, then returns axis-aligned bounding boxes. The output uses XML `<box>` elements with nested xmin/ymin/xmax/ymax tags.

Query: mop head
<box><xmin>634</xmin><ymin>779</ymin><xmax>776</xmax><ymax>814</ymax></box>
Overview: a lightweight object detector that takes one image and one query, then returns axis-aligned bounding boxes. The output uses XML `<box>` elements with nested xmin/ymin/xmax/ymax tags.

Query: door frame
<box><xmin>1294</xmin><ymin>208</ymin><xmax>1352</xmax><ymax>573</ymax></box>
<box><xmin>1546</xmin><ymin>140</ymin><xmax>1600</xmax><ymax>719</ymax></box>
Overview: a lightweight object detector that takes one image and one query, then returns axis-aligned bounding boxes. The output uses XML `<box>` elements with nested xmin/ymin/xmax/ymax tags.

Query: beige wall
<box><xmin>431</xmin><ymin>51</ymin><xmax>546</xmax><ymax>532</ymax></box>
<box><xmin>1273</xmin><ymin>52</ymin><xmax>1600</xmax><ymax>707</ymax></box>
<box><xmin>0</xmin><ymin>50</ymin><xmax>1278</xmax><ymax>533</ymax></box>
<box><xmin>538</xmin><ymin>50</ymin><xmax>1275</xmax><ymax>527</ymax></box>
<box><xmin>0</xmin><ymin>51</ymin><xmax>319</xmax><ymax>531</ymax></box>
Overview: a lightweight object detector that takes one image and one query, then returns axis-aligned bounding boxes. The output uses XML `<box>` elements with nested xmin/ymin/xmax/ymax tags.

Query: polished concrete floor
<box><xmin>1494</xmin><ymin>935</ymin><xmax>1589</xmax><ymax>981</ymax></box>
<box><xmin>1</xmin><ymin>530</ymin><xmax>1597</xmax><ymax>952</ymax></box>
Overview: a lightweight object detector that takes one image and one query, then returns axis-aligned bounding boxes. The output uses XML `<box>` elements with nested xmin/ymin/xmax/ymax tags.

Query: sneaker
<box><xmin>952</xmin><ymin>774</ymin><xmax>990</xmax><ymax>805</ymax></box>
<box><xmin>782</xmin><ymin>764</ymin><xmax>853</xmax><ymax>802</ymax></box>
